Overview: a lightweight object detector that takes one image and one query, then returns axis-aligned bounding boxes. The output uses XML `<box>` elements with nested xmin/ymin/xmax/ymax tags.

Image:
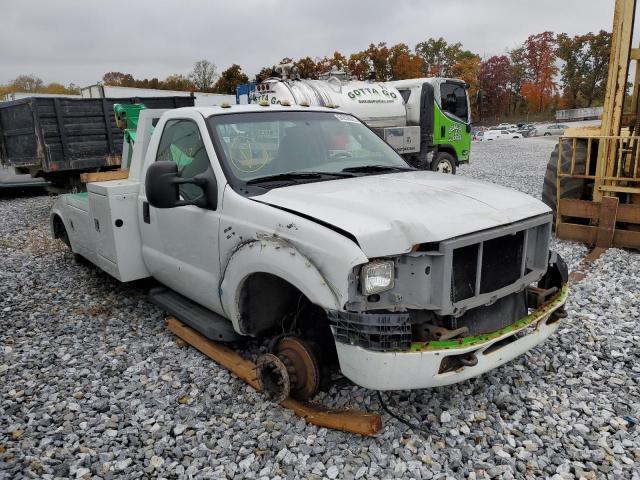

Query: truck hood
<box><xmin>255</xmin><ymin>171</ymin><xmax>551</xmax><ymax>257</ymax></box>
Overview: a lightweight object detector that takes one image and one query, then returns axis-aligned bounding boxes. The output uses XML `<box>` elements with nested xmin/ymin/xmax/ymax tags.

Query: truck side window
<box><xmin>156</xmin><ymin>119</ymin><xmax>211</xmax><ymax>201</ymax></box>
<box><xmin>440</xmin><ymin>83</ymin><xmax>468</xmax><ymax>122</ymax></box>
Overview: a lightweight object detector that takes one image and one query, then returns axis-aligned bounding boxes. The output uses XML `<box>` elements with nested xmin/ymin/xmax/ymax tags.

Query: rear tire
<box><xmin>542</xmin><ymin>139</ymin><xmax>588</xmax><ymax>222</ymax></box>
<box><xmin>431</xmin><ymin>152</ymin><xmax>456</xmax><ymax>174</ymax></box>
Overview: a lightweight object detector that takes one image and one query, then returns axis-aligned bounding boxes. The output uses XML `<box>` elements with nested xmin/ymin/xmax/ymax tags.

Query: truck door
<box><xmin>434</xmin><ymin>81</ymin><xmax>471</xmax><ymax>163</ymax></box>
<box><xmin>419</xmin><ymin>82</ymin><xmax>435</xmax><ymax>151</ymax></box>
<box><xmin>139</xmin><ymin>116</ymin><xmax>224</xmax><ymax>314</ymax></box>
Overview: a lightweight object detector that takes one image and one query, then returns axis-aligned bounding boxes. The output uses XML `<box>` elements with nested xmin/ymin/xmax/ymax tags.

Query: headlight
<box><xmin>361</xmin><ymin>260</ymin><xmax>395</xmax><ymax>295</ymax></box>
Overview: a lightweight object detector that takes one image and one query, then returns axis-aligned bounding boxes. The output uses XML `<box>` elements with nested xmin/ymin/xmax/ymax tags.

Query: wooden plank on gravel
<box><xmin>80</xmin><ymin>169</ymin><xmax>129</xmax><ymax>183</ymax></box>
<box><xmin>166</xmin><ymin>317</ymin><xmax>383</xmax><ymax>436</ymax></box>
<box><xmin>569</xmin><ymin>247</ymin><xmax>608</xmax><ymax>283</ymax></box>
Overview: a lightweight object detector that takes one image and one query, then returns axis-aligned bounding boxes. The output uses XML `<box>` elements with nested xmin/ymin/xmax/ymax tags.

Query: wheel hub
<box><xmin>436</xmin><ymin>160</ymin><xmax>452</xmax><ymax>173</ymax></box>
<box><xmin>275</xmin><ymin>337</ymin><xmax>320</xmax><ymax>401</ymax></box>
<box><xmin>255</xmin><ymin>336</ymin><xmax>320</xmax><ymax>402</ymax></box>
<box><xmin>255</xmin><ymin>353</ymin><xmax>290</xmax><ymax>403</ymax></box>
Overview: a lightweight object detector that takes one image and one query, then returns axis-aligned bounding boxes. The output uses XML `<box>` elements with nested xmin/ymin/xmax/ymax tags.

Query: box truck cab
<box><xmin>387</xmin><ymin>78</ymin><xmax>472</xmax><ymax>173</ymax></box>
<box><xmin>50</xmin><ymin>104</ymin><xmax>568</xmax><ymax>401</ymax></box>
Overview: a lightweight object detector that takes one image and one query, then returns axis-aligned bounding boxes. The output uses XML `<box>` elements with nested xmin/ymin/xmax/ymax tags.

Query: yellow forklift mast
<box><xmin>546</xmin><ymin>0</ymin><xmax>640</xmax><ymax>249</ymax></box>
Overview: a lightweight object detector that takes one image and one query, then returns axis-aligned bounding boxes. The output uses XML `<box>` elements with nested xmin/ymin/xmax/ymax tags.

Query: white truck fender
<box><xmin>49</xmin><ymin>197</ymin><xmax>68</xmax><ymax>237</ymax></box>
<box><xmin>219</xmin><ymin>235</ymin><xmax>341</xmax><ymax>335</ymax></box>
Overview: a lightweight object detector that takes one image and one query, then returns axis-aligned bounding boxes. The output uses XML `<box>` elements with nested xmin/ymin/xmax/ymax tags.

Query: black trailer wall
<box><xmin>0</xmin><ymin>96</ymin><xmax>194</xmax><ymax>178</ymax></box>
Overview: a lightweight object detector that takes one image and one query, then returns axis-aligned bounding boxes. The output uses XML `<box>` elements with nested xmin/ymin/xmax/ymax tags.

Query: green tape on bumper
<box><xmin>410</xmin><ymin>283</ymin><xmax>569</xmax><ymax>352</ymax></box>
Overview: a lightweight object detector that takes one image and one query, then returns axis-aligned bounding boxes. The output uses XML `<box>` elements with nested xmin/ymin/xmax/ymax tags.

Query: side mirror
<box><xmin>145</xmin><ymin>161</ymin><xmax>217</xmax><ymax>209</ymax></box>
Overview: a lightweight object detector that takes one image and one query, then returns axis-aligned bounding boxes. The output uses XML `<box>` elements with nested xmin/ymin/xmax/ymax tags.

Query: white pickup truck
<box><xmin>50</xmin><ymin>104</ymin><xmax>569</xmax><ymax>400</ymax></box>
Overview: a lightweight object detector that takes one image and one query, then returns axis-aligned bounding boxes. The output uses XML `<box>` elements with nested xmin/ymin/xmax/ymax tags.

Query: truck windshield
<box><xmin>207</xmin><ymin>111</ymin><xmax>411</xmax><ymax>184</ymax></box>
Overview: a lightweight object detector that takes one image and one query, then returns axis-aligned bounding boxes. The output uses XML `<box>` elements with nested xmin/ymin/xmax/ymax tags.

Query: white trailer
<box><xmin>81</xmin><ymin>84</ymin><xmax>234</xmax><ymax>107</ymax></box>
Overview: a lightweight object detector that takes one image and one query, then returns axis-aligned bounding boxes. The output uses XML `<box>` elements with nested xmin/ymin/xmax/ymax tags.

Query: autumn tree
<box><xmin>331</xmin><ymin>51</ymin><xmax>348</xmax><ymax>71</ymax></box>
<box><xmin>388</xmin><ymin>43</ymin><xmax>422</xmax><ymax>80</ymax></box>
<box><xmin>66</xmin><ymin>83</ymin><xmax>80</xmax><ymax>94</ymax></box>
<box><xmin>102</xmin><ymin>72</ymin><xmax>136</xmax><ymax>87</ymax></box>
<box><xmin>213</xmin><ymin>64</ymin><xmax>249</xmax><ymax>94</ymax></box>
<box><xmin>0</xmin><ymin>75</ymin><xmax>79</xmax><ymax>97</ymax></box>
<box><xmin>41</xmin><ymin>82</ymin><xmax>70</xmax><ymax>94</ymax></box>
<box><xmin>452</xmin><ymin>53</ymin><xmax>481</xmax><ymax>117</ymax></box>
<box><xmin>520</xmin><ymin>31</ymin><xmax>558</xmax><ymax>113</ymax></box>
<box><xmin>478</xmin><ymin>55</ymin><xmax>512</xmax><ymax>120</ymax></box>
<box><xmin>415</xmin><ymin>37</ymin><xmax>463</xmax><ymax>77</ymax></box>
<box><xmin>189</xmin><ymin>60</ymin><xmax>217</xmax><ymax>92</ymax></box>
<box><xmin>294</xmin><ymin>57</ymin><xmax>318</xmax><ymax>79</ymax></box>
<box><xmin>162</xmin><ymin>74</ymin><xmax>193</xmax><ymax>91</ymax></box>
<box><xmin>348</xmin><ymin>51</ymin><xmax>371</xmax><ymax>80</ymax></box>
<box><xmin>255</xmin><ymin>66</ymin><xmax>278</xmax><ymax>82</ymax></box>
<box><xmin>11</xmin><ymin>74</ymin><xmax>44</xmax><ymax>92</ymax></box>
<box><xmin>366</xmin><ymin>42</ymin><xmax>391</xmax><ymax>81</ymax></box>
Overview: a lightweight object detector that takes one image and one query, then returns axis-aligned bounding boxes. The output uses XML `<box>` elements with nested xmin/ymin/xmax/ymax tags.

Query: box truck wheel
<box><xmin>431</xmin><ymin>152</ymin><xmax>456</xmax><ymax>174</ymax></box>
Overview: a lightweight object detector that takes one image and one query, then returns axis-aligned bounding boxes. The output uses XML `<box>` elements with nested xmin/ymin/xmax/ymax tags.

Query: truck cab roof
<box><xmin>172</xmin><ymin>104</ymin><xmax>343</xmax><ymax>118</ymax></box>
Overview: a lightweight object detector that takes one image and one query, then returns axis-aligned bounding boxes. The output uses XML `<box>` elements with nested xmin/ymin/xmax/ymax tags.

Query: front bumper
<box><xmin>333</xmin><ymin>284</ymin><xmax>568</xmax><ymax>391</ymax></box>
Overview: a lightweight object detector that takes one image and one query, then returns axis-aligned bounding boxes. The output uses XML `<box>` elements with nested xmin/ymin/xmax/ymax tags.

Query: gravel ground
<box><xmin>1</xmin><ymin>137</ymin><xmax>639</xmax><ymax>479</ymax></box>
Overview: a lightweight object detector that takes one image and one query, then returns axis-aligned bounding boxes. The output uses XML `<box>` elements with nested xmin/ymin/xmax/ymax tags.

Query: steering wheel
<box><xmin>229</xmin><ymin>136</ymin><xmax>269</xmax><ymax>173</ymax></box>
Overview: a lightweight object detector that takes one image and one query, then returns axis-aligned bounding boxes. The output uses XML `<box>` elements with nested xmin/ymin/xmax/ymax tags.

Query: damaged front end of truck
<box><xmin>327</xmin><ymin>213</ymin><xmax>569</xmax><ymax>391</ymax></box>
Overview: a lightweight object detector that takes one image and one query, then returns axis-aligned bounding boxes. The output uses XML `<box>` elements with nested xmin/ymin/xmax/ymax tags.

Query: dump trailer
<box><xmin>0</xmin><ymin>96</ymin><xmax>194</xmax><ymax>188</ymax></box>
<box><xmin>249</xmin><ymin>72</ymin><xmax>472</xmax><ymax>173</ymax></box>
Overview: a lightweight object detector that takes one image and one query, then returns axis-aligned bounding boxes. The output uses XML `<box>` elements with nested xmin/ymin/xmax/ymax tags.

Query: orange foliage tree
<box><xmin>520</xmin><ymin>32</ymin><xmax>557</xmax><ymax>113</ymax></box>
<box><xmin>348</xmin><ymin>51</ymin><xmax>371</xmax><ymax>80</ymax></box>
<box><xmin>389</xmin><ymin>43</ymin><xmax>422</xmax><ymax>80</ymax></box>
<box><xmin>452</xmin><ymin>53</ymin><xmax>481</xmax><ymax>117</ymax></box>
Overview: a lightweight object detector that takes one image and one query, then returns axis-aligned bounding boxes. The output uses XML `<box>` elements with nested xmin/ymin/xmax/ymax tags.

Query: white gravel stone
<box><xmin>441</xmin><ymin>411</ymin><xmax>452</xmax><ymax>423</ymax></box>
<box><xmin>150</xmin><ymin>455</ymin><xmax>164</xmax><ymax>469</ymax></box>
<box><xmin>326</xmin><ymin>465</ymin><xmax>340</xmax><ymax>479</ymax></box>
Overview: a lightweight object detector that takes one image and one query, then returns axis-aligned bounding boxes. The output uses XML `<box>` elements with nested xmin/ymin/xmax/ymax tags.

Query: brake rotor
<box><xmin>275</xmin><ymin>336</ymin><xmax>320</xmax><ymax>401</ymax></box>
<box><xmin>255</xmin><ymin>353</ymin><xmax>290</xmax><ymax>403</ymax></box>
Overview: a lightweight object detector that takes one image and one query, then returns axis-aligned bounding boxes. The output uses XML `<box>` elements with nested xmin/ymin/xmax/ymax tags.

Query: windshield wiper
<box><xmin>246</xmin><ymin>171</ymin><xmax>354</xmax><ymax>185</ymax></box>
<box><xmin>341</xmin><ymin>165</ymin><xmax>414</xmax><ymax>174</ymax></box>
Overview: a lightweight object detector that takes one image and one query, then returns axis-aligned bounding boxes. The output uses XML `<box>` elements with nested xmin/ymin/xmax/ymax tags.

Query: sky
<box><xmin>0</xmin><ymin>0</ymin><xmax>628</xmax><ymax>87</ymax></box>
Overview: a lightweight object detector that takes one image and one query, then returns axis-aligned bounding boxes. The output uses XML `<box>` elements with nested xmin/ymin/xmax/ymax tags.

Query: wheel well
<box><xmin>52</xmin><ymin>215</ymin><xmax>66</xmax><ymax>239</ymax></box>
<box><xmin>238</xmin><ymin>272</ymin><xmax>310</xmax><ymax>336</ymax></box>
<box><xmin>237</xmin><ymin>272</ymin><xmax>335</xmax><ymax>339</ymax></box>
<box><xmin>238</xmin><ymin>272</ymin><xmax>338</xmax><ymax>371</ymax></box>
<box><xmin>435</xmin><ymin>147</ymin><xmax>457</xmax><ymax>163</ymax></box>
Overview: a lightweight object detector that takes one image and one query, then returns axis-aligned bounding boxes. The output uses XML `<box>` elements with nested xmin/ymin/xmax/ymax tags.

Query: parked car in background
<box><xmin>479</xmin><ymin>129</ymin><xmax>522</xmax><ymax>141</ymax></box>
<box><xmin>478</xmin><ymin>130</ymin><xmax>500</xmax><ymax>141</ymax></box>
<box><xmin>530</xmin><ymin>124</ymin><xmax>570</xmax><ymax>137</ymax></box>
<box><xmin>517</xmin><ymin>124</ymin><xmax>536</xmax><ymax>137</ymax></box>
<box><xmin>495</xmin><ymin>122</ymin><xmax>517</xmax><ymax>129</ymax></box>
<box><xmin>472</xmin><ymin>126</ymin><xmax>487</xmax><ymax>141</ymax></box>
<box><xmin>507</xmin><ymin>129</ymin><xmax>523</xmax><ymax>139</ymax></box>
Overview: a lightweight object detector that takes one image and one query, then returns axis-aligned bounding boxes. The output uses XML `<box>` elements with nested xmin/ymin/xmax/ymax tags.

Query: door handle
<box><xmin>143</xmin><ymin>201</ymin><xmax>150</xmax><ymax>224</ymax></box>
